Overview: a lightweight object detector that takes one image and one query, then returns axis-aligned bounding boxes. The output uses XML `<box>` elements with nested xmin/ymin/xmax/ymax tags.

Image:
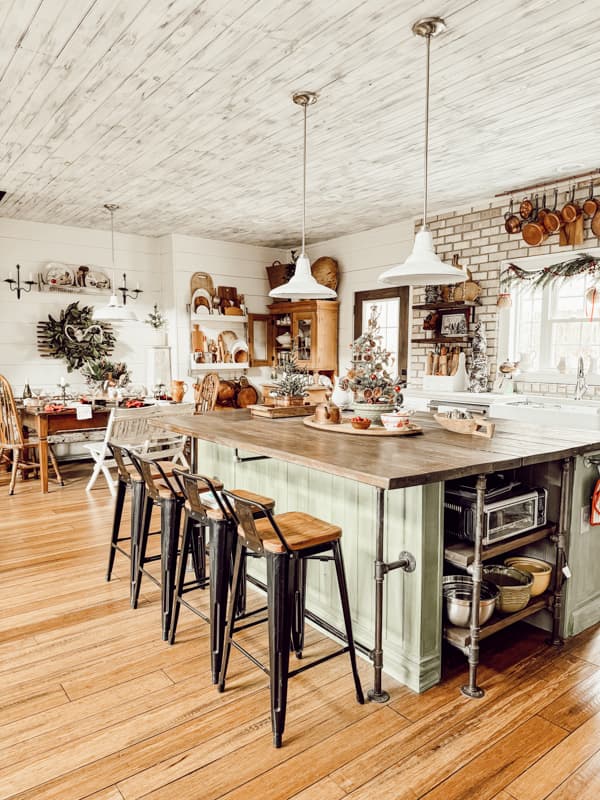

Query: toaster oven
<box><xmin>444</xmin><ymin>476</ymin><xmax>547</xmax><ymax>545</ymax></box>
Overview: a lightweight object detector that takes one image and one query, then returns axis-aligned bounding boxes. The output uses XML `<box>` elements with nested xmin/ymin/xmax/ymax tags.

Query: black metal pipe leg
<box><xmin>107</xmin><ymin>478</ymin><xmax>126</xmax><ymax>581</ymax></box>
<box><xmin>161</xmin><ymin>498</ymin><xmax>182</xmax><ymax>641</ymax></box>
<box><xmin>267</xmin><ymin>552</ymin><xmax>293</xmax><ymax>748</ymax></box>
<box><xmin>332</xmin><ymin>541</ymin><xmax>364</xmax><ymax>704</ymax></box>
<box><xmin>368</xmin><ymin>487</ymin><xmax>388</xmax><ymax>703</ymax></box>
<box><xmin>169</xmin><ymin>514</ymin><xmax>194</xmax><ymax>645</ymax></box>
<box><xmin>290</xmin><ymin>557</ymin><xmax>307</xmax><ymax>658</ymax></box>
<box><xmin>461</xmin><ymin>474</ymin><xmax>486</xmax><ymax>699</ymax></box>
<box><xmin>210</xmin><ymin>520</ymin><xmax>235</xmax><ymax>684</ymax></box>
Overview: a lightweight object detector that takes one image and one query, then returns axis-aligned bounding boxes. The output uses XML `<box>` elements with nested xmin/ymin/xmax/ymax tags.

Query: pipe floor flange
<box><xmin>460</xmin><ymin>684</ymin><xmax>485</xmax><ymax>699</ymax></box>
<box><xmin>367</xmin><ymin>688</ymin><xmax>390</xmax><ymax>703</ymax></box>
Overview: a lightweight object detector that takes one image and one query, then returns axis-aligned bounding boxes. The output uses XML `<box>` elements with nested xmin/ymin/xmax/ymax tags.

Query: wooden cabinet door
<box><xmin>291</xmin><ymin>311</ymin><xmax>317</xmax><ymax>368</ymax></box>
<box><xmin>248</xmin><ymin>313</ymin><xmax>272</xmax><ymax>367</ymax></box>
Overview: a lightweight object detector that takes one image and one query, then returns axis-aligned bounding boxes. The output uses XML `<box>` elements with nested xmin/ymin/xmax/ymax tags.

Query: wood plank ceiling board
<box><xmin>0</xmin><ymin>0</ymin><xmax>598</xmax><ymax>245</ymax></box>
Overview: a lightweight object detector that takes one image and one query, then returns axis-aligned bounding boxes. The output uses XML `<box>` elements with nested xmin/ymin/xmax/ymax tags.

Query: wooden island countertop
<box><xmin>153</xmin><ymin>409</ymin><xmax>600</xmax><ymax>489</ymax></box>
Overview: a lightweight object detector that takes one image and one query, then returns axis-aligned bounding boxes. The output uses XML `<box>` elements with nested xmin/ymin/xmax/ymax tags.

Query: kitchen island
<box><xmin>156</xmin><ymin>409</ymin><xmax>600</xmax><ymax>697</ymax></box>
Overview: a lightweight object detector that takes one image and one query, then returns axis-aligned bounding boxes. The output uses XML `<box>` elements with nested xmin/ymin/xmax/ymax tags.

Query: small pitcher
<box><xmin>171</xmin><ymin>380</ymin><xmax>188</xmax><ymax>403</ymax></box>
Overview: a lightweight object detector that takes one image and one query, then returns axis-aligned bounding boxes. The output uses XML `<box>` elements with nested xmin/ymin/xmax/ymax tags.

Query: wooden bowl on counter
<box><xmin>351</xmin><ymin>417</ymin><xmax>371</xmax><ymax>430</ymax></box>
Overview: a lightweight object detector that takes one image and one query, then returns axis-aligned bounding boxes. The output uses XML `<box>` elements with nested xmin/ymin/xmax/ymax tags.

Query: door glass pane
<box><xmin>362</xmin><ymin>298</ymin><xmax>400</xmax><ymax>376</ymax></box>
<box><xmin>296</xmin><ymin>317</ymin><xmax>313</xmax><ymax>362</ymax></box>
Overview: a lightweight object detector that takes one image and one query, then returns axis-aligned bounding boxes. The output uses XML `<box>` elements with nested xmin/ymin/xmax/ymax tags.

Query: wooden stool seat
<box><xmin>255</xmin><ymin>512</ymin><xmax>341</xmax><ymax>553</ymax></box>
<box><xmin>189</xmin><ymin>488</ymin><xmax>275</xmax><ymax>521</ymax></box>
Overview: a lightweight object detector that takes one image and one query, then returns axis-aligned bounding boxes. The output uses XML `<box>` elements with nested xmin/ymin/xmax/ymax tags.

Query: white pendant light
<box><xmin>93</xmin><ymin>204</ymin><xmax>138</xmax><ymax>322</ymax></box>
<box><xmin>269</xmin><ymin>92</ymin><xmax>336</xmax><ymax>301</ymax></box>
<box><xmin>379</xmin><ymin>17</ymin><xmax>465</xmax><ymax>287</ymax></box>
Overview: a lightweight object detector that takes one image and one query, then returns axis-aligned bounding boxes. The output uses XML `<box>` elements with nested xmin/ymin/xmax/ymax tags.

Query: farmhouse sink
<box><xmin>489</xmin><ymin>397</ymin><xmax>600</xmax><ymax>430</ymax></box>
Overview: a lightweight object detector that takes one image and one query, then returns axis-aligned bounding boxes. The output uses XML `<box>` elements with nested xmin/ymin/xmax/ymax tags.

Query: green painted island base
<box><xmin>198</xmin><ymin>441</ymin><xmax>445</xmax><ymax>694</ymax></box>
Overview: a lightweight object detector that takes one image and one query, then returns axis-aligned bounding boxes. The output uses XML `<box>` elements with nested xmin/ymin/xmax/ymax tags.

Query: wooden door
<box><xmin>291</xmin><ymin>310</ymin><xmax>317</xmax><ymax>369</ymax></box>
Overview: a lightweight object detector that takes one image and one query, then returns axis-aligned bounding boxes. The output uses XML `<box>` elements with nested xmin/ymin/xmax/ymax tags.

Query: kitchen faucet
<box><xmin>574</xmin><ymin>355</ymin><xmax>588</xmax><ymax>400</ymax></box>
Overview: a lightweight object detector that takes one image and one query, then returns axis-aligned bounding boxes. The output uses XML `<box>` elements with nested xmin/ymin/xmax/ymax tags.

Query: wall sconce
<box><xmin>5</xmin><ymin>264</ymin><xmax>35</xmax><ymax>299</ymax></box>
<box><xmin>117</xmin><ymin>272</ymin><xmax>143</xmax><ymax>305</ymax></box>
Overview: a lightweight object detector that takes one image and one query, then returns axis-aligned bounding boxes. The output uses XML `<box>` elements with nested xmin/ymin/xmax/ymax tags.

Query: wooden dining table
<box><xmin>20</xmin><ymin>407</ymin><xmax>111</xmax><ymax>493</ymax></box>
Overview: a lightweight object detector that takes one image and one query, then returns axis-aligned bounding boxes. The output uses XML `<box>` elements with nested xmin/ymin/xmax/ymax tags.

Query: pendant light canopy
<box><xmin>93</xmin><ymin>204</ymin><xmax>138</xmax><ymax>322</ymax></box>
<box><xmin>379</xmin><ymin>17</ymin><xmax>465</xmax><ymax>287</ymax></box>
<box><xmin>269</xmin><ymin>92</ymin><xmax>336</xmax><ymax>301</ymax></box>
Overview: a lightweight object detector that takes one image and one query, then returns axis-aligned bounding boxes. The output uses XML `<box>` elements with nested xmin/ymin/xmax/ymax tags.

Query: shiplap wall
<box><xmin>0</xmin><ymin>217</ymin><xmax>163</xmax><ymax>395</ymax></box>
<box><xmin>169</xmin><ymin>234</ymin><xmax>287</xmax><ymax>398</ymax></box>
<box><xmin>307</xmin><ymin>221</ymin><xmax>414</xmax><ymax>377</ymax></box>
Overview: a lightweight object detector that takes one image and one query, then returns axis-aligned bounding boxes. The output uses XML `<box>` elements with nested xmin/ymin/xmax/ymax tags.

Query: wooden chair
<box><xmin>193</xmin><ymin>373</ymin><xmax>219</xmax><ymax>414</ymax></box>
<box><xmin>0</xmin><ymin>374</ymin><xmax>63</xmax><ymax>495</ymax></box>
<box><xmin>84</xmin><ymin>403</ymin><xmax>193</xmax><ymax>495</ymax></box>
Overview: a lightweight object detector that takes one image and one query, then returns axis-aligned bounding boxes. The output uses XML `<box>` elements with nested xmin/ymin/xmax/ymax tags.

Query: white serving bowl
<box><xmin>380</xmin><ymin>409</ymin><xmax>415</xmax><ymax>430</ymax></box>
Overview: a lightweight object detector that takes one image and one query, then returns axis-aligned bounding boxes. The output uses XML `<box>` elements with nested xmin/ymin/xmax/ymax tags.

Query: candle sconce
<box><xmin>117</xmin><ymin>272</ymin><xmax>143</xmax><ymax>305</ymax></box>
<box><xmin>5</xmin><ymin>264</ymin><xmax>35</xmax><ymax>299</ymax></box>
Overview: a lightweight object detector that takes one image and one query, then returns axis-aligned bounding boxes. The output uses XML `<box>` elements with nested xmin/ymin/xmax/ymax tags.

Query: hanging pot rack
<box><xmin>495</xmin><ymin>168</ymin><xmax>600</xmax><ymax>198</ymax></box>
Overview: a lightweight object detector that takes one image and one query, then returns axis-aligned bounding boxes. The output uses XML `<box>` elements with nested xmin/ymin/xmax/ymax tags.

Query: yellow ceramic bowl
<box><xmin>504</xmin><ymin>556</ymin><xmax>552</xmax><ymax>597</ymax></box>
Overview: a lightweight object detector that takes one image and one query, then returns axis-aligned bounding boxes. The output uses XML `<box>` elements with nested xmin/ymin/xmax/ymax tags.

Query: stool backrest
<box><xmin>108</xmin><ymin>442</ymin><xmax>133</xmax><ymax>484</ymax></box>
<box><xmin>222</xmin><ymin>490</ymin><xmax>290</xmax><ymax>555</ymax></box>
<box><xmin>173</xmin><ymin>468</ymin><xmax>228</xmax><ymax>520</ymax></box>
<box><xmin>127</xmin><ymin>449</ymin><xmax>179</xmax><ymax>503</ymax></box>
<box><xmin>108</xmin><ymin>402</ymin><xmax>193</xmax><ymax>449</ymax></box>
<box><xmin>0</xmin><ymin>374</ymin><xmax>25</xmax><ymax>448</ymax></box>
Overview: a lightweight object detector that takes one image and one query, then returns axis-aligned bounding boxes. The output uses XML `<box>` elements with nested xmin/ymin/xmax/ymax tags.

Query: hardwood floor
<box><xmin>1</xmin><ymin>463</ymin><xmax>600</xmax><ymax>800</ymax></box>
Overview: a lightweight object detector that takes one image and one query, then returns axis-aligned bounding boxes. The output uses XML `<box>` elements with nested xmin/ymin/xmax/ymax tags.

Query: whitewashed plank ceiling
<box><xmin>0</xmin><ymin>0</ymin><xmax>598</xmax><ymax>246</ymax></box>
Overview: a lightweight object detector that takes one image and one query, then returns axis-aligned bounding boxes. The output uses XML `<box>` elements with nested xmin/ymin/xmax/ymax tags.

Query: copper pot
<box><xmin>561</xmin><ymin>186</ymin><xmax>581</xmax><ymax>223</ymax></box>
<box><xmin>543</xmin><ymin>188</ymin><xmax>563</xmax><ymax>234</ymax></box>
<box><xmin>504</xmin><ymin>199</ymin><xmax>521</xmax><ymax>234</ymax></box>
<box><xmin>537</xmin><ymin>193</ymin><xmax>549</xmax><ymax>227</ymax></box>
<box><xmin>522</xmin><ymin>196</ymin><xmax>548</xmax><ymax>247</ymax></box>
<box><xmin>583</xmin><ymin>180</ymin><xmax>600</xmax><ymax>217</ymax></box>
<box><xmin>519</xmin><ymin>194</ymin><xmax>534</xmax><ymax>220</ymax></box>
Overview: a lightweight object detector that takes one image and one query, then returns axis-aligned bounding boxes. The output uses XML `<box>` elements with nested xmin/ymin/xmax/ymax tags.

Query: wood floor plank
<box><xmin>1</xmin><ymin>462</ymin><xmax>600</xmax><ymax>800</ymax></box>
<box><xmin>507</xmin><ymin>711</ymin><xmax>600</xmax><ymax>800</ymax></box>
<box><xmin>419</xmin><ymin>715</ymin><xmax>567</xmax><ymax>799</ymax></box>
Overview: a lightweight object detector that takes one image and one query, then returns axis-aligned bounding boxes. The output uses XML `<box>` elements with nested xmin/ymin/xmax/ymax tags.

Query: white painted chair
<box><xmin>84</xmin><ymin>403</ymin><xmax>193</xmax><ymax>496</ymax></box>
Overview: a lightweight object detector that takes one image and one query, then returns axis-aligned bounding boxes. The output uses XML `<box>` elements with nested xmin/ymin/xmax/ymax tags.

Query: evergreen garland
<box><xmin>502</xmin><ymin>252</ymin><xmax>598</xmax><ymax>290</ymax></box>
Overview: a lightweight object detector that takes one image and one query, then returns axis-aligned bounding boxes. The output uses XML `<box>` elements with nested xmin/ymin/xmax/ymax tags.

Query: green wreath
<box><xmin>37</xmin><ymin>302</ymin><xmax>116</xmax><ymax>371</ymax></box>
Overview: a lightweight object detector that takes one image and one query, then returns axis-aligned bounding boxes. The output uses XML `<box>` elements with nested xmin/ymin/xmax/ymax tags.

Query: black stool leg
<box><xmin>332</xmin><ymin>540</ymin><xmax>364</xmax><ymax>705</ymax></box>
<box><xmin>234</xmin><ymin>552</ymin><xmax>247</xmax><ymax>617</ymax></box>
<box><xmin>189</xmin><ymin>520</ymin><xmax>206</xmax><ymax>584</ymax></box>
<box><xmin>161</xmin><ymin>497</ymin><xmax>182</xmax><ymax>641</ymax></box>
<box><xmin>267</xmin><ymin>551</ymin><xmax>293</xmax><ymax>748</ymax></box>
<box><xmin>107</xmin><ymin>476</ymin><xmax>127</xmax><ymax>581</ymax></box>
<box><xmin>290</xmin><ymin>557</ymin><xmax>307</xmax><ymax>658</ymax></box>
<box><xmin>132</xmin><ymin>491</ymin><xmax>153</xmax><ymax>609</ymax></box>
<box><xmin>218</xmin><ymin>536</ymin><xmax>245</xmax><ymax>692</ymax></box>
<box><xmin>169</xmin><ymin>511</ymin><xmax>194</xmax><ymax>645</ymax></box>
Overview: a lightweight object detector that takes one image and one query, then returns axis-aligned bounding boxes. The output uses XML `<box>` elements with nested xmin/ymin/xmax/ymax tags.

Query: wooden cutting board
<box><xmin>248</xmin><ymin>404</ymin><xmax>317</xmax><ymax>418</ymax></box>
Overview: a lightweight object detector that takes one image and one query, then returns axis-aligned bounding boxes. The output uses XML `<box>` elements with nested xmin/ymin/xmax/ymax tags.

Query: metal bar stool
<box><xmin>106</xmin><ymin>442</ymin><xmax>167</xmax><ymax>605</ymax></box>
<box><xmin>169</xmin><ymin>468</ymin><xmax>276</xmax><ymax>684</ymax></box>
<box><xmin>218</xmin><ymin>491</ymin><xmax>364</xmax><ymax>748</ymax></box>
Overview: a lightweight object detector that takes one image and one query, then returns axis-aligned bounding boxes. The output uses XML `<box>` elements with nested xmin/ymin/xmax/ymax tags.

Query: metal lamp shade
<box><xmin>92</xmin><ymin>294</ymin><xmax>138</xmax><ymax>322</ymax></box>
<box><xmin>379</xmin><ymin>229</ymin><xmax>466</xmax><ymax>287</ymax></box>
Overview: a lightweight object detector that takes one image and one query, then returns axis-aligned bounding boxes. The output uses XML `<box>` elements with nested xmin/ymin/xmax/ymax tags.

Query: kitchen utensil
<box><xmin>561</xmin><ymin>186</ymin><xmax>580</xmax><ymax>223</ymax></box>
<box><xmin>504</xmin><ymin>556</ymin><xmax>552</xmax><ymax>597</ymax></box>
<box><xmin>234</xmin><ymin>377</ymin><xmax>258</xmax><ymax>408</ymax></box>
<box><xmin>571</xmin><ymin>212</ymin><xmax>584</xmax><ymax>245</ymax></box>
<box><xmin>433</xmin><ymin>412</ymin><xmax>495</xmax><ymax>438</ymax></box>
<box><xmin>482</xmin><ymin>565</ymin><xmax>533</xmax><ymax>613</ymax></box>
<box><xmin>351</xmin><ymin>417</ymin><xmax>372</xmax><ymax>430</ymax></box>
<box><xmin>519</xmin><ymin>194</ymin><xmax>534</xmax><ymax>220</ymax></box>
<box><xmin>442</xmin><ymin>576</ymin><xmax>499</xmax><ymax>627</ymax></box>
<box><xmin>522</xmin><ymin>195</ymin><xmax>547</xmax><ymax>246</ymax></box>
<box><xmin>504</xmin><ymin>199</ymin><xmax>521</xmax><ymax>233</ymax></box>
<box><xmin>170</xmin><ymin>380</ymin><xmax>188</xmax><ymax>403</ymax></box>
<box><xmin>380</xmin><ymin>411</ymin><xmax>415</xmax><ymax>430</ymax></box>
<box><xmin>230</xmin><ymin>339</ymin><xmax>249</xmax><ymax>363</ymax></box>
<box><xmin>543</xmin><ymin>189</ymin><xmax>563</xmax><ymax>234</ymax></box>
<box><xmin>217</xmin><ymin>380</ymin><xmax>236</xmax><ymax>406</ymax></box>
<box><xmin>583</xmin><ymin>180</ymin><xmax>600</xmax><ymax>217</ymax></box>
<box><xmin>537</xmin><ymin>193</ymin><xmax>549</xmax><ymax>227</ymax></box>
<box><xmin>592</xmin><ymin>206</ymin><xmax>600</xmax><ymax>237</ymax></box>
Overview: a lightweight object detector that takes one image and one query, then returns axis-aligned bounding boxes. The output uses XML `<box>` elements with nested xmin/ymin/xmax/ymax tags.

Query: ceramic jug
<box><xmin>171</xmin><ymin>380</ymin><xmax>188</xmax><ymax>403</ymax></box>
<box><xmin>331</xmin><ymin>375</ymin><xmax>353</xmax><ymax>409</ymax></box>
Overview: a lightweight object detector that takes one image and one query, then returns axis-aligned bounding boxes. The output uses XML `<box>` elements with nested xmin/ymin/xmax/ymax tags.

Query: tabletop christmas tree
<box><xmin>468</xmin><ymin>320</ymin><xmax>489</xmax><ymax>393</ymax></box>
<box><xmin>345</xmin><ymin>305</ymin><xmax>403</xmax><ymax>415</ymax></box>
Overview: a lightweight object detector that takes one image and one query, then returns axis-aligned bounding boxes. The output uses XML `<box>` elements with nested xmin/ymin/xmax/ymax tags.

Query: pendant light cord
<box><xmin>422</xmin><ymin>31</ymin><xmax>431</xmax><ymax>230</ymax></box>
<box><xmin>302</xmin><ymin>99</ymin><xmax>307</xmax><ymax>256</ymax></box>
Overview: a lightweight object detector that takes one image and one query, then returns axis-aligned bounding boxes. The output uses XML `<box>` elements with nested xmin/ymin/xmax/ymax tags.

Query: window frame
<box><xmin>353</xmin><ymin>287</ymin><xmax>409</xmax><ymax>380</ymax></box>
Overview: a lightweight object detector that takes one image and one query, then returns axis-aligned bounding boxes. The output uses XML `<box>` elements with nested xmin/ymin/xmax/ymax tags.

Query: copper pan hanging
<box><xmin>504</xmin><ymin>199</ymin><xmax>521</xmax><ymax>233</ymax></box>
<box><xmin>543</xmin><ymin>188</ymin><xmax>563</xmax><ymax>234</ymax></box>
<box><xmin>583</xmin><ymin>180</ymin><xmax>600</xmax><ymax>217</ymax></box>
<box><xmin>561</xmin><ymin>186</ymin><xmax>581</xmax><ymax>223</ymax></box>
<box><xmin>519</xmin><ymin>194</ymin><xmax>534</xmax><ymax>220</ymax></box>
<box><xmin>522</xmin><ymin>195</ymin><xmax>548</xmax><ymax>247</ymax></box>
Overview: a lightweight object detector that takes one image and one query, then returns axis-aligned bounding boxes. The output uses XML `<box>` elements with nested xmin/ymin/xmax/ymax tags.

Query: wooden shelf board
<box><xmin>190</xmin><ymin>315</ymin><xmax>248</xmax><ymax>324</ymax></box>
<box><xmin>190</xmin><ymin>361</ymin><xmax>248</xmax><ymax>371</ymax></box>
<box><xmin>412</xmin><ymin>335</ymin><xmax>473</xmax><ymax>344</ymax></box>
<box><xmin>412</xmin><ymin>301</ymin><xmax>480</xmax><ymax>311</ymax></box>
<box><xmin>444</xmin><ymin>595</ymin><xmax>550</xmax><ymax>650</ymax></box>
<box><xmin>444</xmin><ymin>524</ymin><xmax>557</xmax><ymax>569</ymax></box>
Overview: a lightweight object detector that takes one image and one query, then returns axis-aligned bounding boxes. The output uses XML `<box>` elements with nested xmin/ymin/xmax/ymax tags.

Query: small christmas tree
<box><xmin>272</xmin><ymin>350</ymin><xmax>310</xmax><ymax>399</ymax></box>
<box><xmin>346</xmin><ymin>305</ymin><xmax>403</xmax><ymax>403</ymax></box>
<box><xmin>468</xmin><ymin>321</ymin><xmax>489</xmax><ymax>392</ymax></box>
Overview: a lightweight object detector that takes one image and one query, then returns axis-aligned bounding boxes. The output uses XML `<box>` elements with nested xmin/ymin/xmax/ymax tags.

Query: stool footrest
<box><xmin>181</xmin><ymin>578</ymin><xmax>210</xmax><ymax>592</ymax></box>
<box><xmin>231</xmin><ymin>640</ymin><xmax>270</xmax><ymax>675</ymax></box>
<box><xmin>288</xmin><ymin>646</ymin><xmax>350</xmax><ymax>678</ymax></box>
<box><xmin>179</xmin><ymin>597</ymin><xmax>210</xmax><ymax>622</ymax></box>
<box><xmin>231</xmin><ymin>616</ymin><xmax>268</xmax><ymax>634</ymax></box>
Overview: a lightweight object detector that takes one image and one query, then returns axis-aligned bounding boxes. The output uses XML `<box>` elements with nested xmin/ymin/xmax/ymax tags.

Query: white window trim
<box><xmin>498</xmin><ymin>248</ymin><xmax>600</xmax><ymax>385</ymax></box>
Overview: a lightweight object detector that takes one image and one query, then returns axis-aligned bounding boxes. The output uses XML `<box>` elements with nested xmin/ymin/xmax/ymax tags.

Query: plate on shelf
<box><xmin>44</xmin><ymin>263</ymin><xmax>76</xmax><ymax>287</ymax></box>
<box><xmin>192</xmin><ymin>288</ymin><xmax>213</xmax><ymax>314</ymax></box>
<box><xmin>85</xmin><ymin>270</ymin><xmax>110</xmax><ymax>290</ymax></box>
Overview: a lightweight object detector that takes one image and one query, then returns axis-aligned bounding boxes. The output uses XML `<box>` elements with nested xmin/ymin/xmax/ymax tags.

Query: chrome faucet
<box><xmin>574</xmin><ymin>355</ymin><xmax>588</xmax><ymax>400</ymax></box>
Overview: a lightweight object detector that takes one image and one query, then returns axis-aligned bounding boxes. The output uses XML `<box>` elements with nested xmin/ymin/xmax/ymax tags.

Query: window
<box><xmin>353</xmin><ymin>288</ymin><xmax>409</xmax><ymax>379</ymax></box>
<box><xmin>498</xmin><ymin>250</ymin><xmax>600</xmax><ymax>380</ymax></box>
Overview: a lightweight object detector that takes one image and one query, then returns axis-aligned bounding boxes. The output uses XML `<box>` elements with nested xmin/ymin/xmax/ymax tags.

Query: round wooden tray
<box><xmin>303</xmin><ymin>416</ymin><xmax>423</xmax><ymax>436</ymax></box>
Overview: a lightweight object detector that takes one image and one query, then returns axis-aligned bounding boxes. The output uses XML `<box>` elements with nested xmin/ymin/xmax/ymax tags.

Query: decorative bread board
<box><xmin>303</xmin><ymin>416</ymin><xmax>423</xmax><ymax>436</ymax></box>
<box><xmin>248</xmin><ymin>404</ymin><xmax>318</xmax><ymax>419</ymax></box>
<box><xmin>433</xmin><ymin>413</ymin><xmax>495</xmax><ymax>439</ymax></box>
